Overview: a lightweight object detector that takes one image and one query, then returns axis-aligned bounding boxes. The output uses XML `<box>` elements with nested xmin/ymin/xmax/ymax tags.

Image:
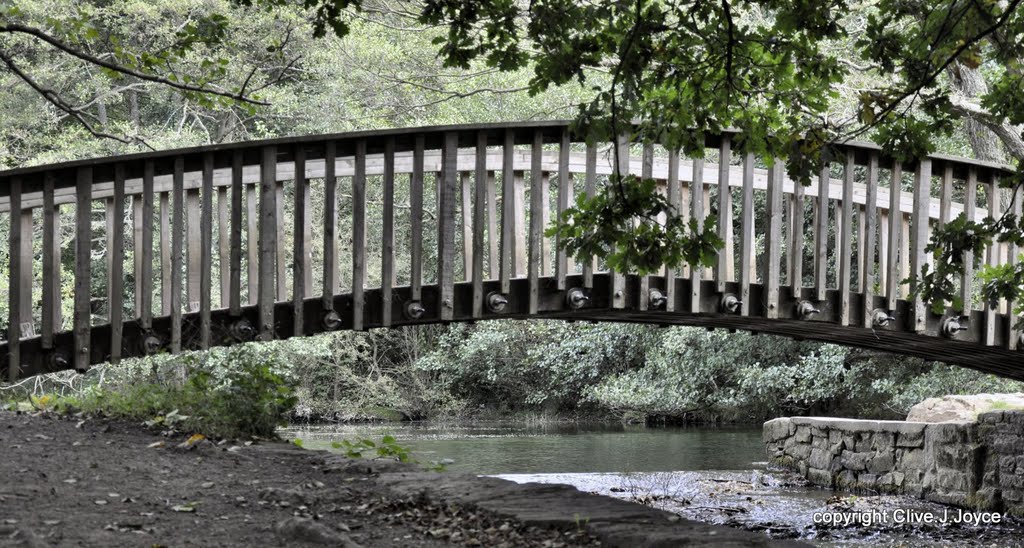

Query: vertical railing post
<box><xmin>910</xmin><ymin>158</ymin><xmax>931</xmax><ymax>333</ymax></box>
<box><xmin>293</xmin><ymin>145</ymin><xmax>307</xmax><ymax>336</ymax></box>
<box><xmin>814</xmin><ymin>154</ymin><xmax>830</xmax><ymax>301</ymax></box>
<box><xmin>716</xmin><ymin>135</ymin><xmax>732</xmax><ymax>292</ymax></box>
<box><xmin>886</xmin><ymin>162</ymin><xmax>903</xmax><ymax>311</ymax></box>
<box><xmin>861</xmin><ymin>153</ymin><xmax>879</xmax><ymax>328</ymax></box>
<box><xmin>230</xmin><ymin>151</ymin><xmax>244</xmax><ymax>316</ymax></box>
<box><xmin>555</xmin><ymin>128</ymin><xmax>570</xmax><ymax>291</ymax></box>
<box><xmin>200</xmin><ymin>153</ymin><xmax>214</xmax><ymax>349</ymax></box>
<box><xmin>500</xmin><ymin>130</ymin><xmax>515</xmax><ymax>294</ymax></box>
<box><xmin>839</xmin><ymin>150</ymin><xmax>855</xmax><ymax>326</ymax></box>
<box><xmin>764</xmin><ymin>159</ymin><xmax>783</xmax><ymax>319</ymax></box>
<box><xmin>439</xmin><ymin>132</ymin><xmax>458</xmax><ymax>321</ymax></box>
<box><xmin>171</xmin><ymin>159</ymin><xmax>185</xmax><ymax>352</ymax></box>
<box><xmin>42</xmin><ymin>173</ymin><xmax>59</xmax><ymax>349</ymax></box>
<box><xmin>75</xmin><ymin>168</ymin><xmax>94</xmax><ymax>368</ymax></box>
<box><xmin>472</xmin><ymin>132</ymin><xmax>487</xmax><ymax>318</ymax></box>
<box><xmin>690</xmin><ymin>157</ymin><xmax>705</xmax><ymax>313</ymax></box>
<box><xmin>8</xmin><ymin>177</ymin><xmax>22</xmax><ymax>381</ymax></box>
<box><xmin>411</xmin><ymin>136</ymin><xmax>425</xmax><ymax>302</ymax></box>
<box><xmin>582</xmin><ymin>143</ymin><xmax>597</xmax><ymax>289</ymax></box>
<box><xmin>352</xmin><ymin>141</ymin><xmax>367</xmax><ymax>330</ymax></box>
<box><xmin>141</xmin><ymin>162</ymin><xmax>154</xmax><ymax>330</ymax></box>
<box><xmin>382</xmin><ymin>137</ymin><xmax>396</xmax><ymax>327</ymax></box>
<box><xmin>110</xmin><ymin>165</ymin><xmax>126</xmax><ymax>361</ymax></box>
<box><xmin>322</xmin><ymin>142</ymin><xmax>338</xmax><ymax>312</ymax></box>
<box><xmin>739</xmin><ymin>151</ymin><xmax>755</xmax><ymax>315</ymax></box>
<box><xmin>258</xmin><ymin>147</ymin><xmax>277</xmax><ymax>340</ymax></box>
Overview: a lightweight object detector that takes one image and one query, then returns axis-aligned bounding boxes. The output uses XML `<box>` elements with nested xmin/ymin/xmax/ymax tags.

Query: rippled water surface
<box><xmin>282</xmin><ymin>422</ymin><xmax>1024</xmax><ymax>547</ymax></box>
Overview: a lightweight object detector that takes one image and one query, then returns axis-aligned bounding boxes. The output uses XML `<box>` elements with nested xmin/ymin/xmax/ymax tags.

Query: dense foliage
<box><xmin>7</xmin><ymin>321</ymin><xmax>1018</xmax><ymax>425</ymax></box>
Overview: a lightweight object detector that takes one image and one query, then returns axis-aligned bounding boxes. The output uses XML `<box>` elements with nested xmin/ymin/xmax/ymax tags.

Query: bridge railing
<box><xmin>1</xmin><ymin>121</ymin><xmax>1021</xmax><ymax>381</ymax></box>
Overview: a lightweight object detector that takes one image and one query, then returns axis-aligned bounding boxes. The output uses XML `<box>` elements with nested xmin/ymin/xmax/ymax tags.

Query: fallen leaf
<box><xmin>200</xmin><ymin>482</ymin><xmax>215</xmax><ymax>489</ymax></box>
<box><xmin>94</xmin><ymin>500</ymin><xmax>108</xmax><ymax>506</ymax></box>
<box><xmin>147</xmin><ymin>441</ymin><xmax>166</xmax><ymax>449</ymax></box>
<box><xmin>171</xmin><ymin>503</ymin><xmax>198</xmax><ymax>513</ymax></box>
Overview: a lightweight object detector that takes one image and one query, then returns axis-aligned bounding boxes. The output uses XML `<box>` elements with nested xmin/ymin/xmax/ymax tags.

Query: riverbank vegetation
<box><xmin>5</xmin><ymin>321</ymin><xmax>1021</xmax><ymax>428</ymax></box>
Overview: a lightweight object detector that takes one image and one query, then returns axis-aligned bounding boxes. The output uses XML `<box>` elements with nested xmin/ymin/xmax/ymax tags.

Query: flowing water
<box><xmin>282</xmin><ymin>421</ymin><xmax>1024</xmax><ymax>547</ymax></box>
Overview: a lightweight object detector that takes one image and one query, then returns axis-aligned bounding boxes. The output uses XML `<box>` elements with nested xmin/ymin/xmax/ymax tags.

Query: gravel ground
<box><xmin>0</xmin><ymin>410</ymin><xmax>599</xmax><ymax>547</ymax></box>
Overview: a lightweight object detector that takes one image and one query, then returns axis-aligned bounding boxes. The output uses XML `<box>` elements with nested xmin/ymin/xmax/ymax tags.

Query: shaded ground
<box><xmin>0</xmin><ymin>411</ymin><xmax>798</xmax><ymax>547</ymax></box>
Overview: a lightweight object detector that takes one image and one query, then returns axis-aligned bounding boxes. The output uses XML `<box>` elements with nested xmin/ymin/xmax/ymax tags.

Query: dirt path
<box><xmin>0</xmin><ymin>411</ymin><xmax>799</xmax><ymax>547</ymax></box>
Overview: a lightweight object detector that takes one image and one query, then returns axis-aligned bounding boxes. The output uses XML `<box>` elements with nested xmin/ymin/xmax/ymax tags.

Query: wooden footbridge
<box><xmin>2</xmin><ymin>121</ymin><xmax>1023</xmax><ymax>381</ymax></box>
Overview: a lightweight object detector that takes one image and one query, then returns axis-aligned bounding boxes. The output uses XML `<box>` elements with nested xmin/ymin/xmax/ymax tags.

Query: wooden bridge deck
<box><xmin>1</xmin><ymin>121</ymin><xmax>1022</xmax><ymax>381</ymax></box>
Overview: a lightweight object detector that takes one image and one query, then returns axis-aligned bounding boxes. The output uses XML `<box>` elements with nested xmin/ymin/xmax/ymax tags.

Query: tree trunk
<box><xmin>947</xmin><ymin>62</ymin><xmax>1003</xmax><ymax>162</ymax></box>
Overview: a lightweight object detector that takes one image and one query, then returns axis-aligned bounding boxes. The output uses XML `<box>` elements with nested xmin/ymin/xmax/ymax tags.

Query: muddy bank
<box><xmin>0</xmin><ymin>411</ymin><xmax>797</xmax><ymax>547</ymax></box>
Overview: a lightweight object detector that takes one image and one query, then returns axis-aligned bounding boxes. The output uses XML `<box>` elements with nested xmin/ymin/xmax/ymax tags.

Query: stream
<box><xmin>281</xmin><ymin>421</ymin><xmax>1024</xmax><ymax>546</ymax></box>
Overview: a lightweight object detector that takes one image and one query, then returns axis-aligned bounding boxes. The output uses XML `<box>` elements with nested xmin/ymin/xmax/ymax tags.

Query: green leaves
<box><xmin>547</xmin><ymin>174</ymin><xmax>723</xmax><ymax>275</ymax></box>
<box><xmin>330</xmin><ymin>435</ymin><xmax>413</xmax><ymax>462</ymax></box>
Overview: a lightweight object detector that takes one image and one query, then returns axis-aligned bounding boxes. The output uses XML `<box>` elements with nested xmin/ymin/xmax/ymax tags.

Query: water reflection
<box><xmin>282</xmin><ymin>421</ymin><xmax>765</xmax><ymax>474</ymax></box>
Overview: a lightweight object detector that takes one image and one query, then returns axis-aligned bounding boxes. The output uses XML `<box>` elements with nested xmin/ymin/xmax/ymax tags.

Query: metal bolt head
<box><xmin>405</xmin><ymin>301</ymin><xmax>426</xmax><ymax>320</ymax></box>
<box><xmin>720</xmin><ymin>293</ymin><xmax>741</xmax><ymax>314</ymax></box>
<box><xmin>871</xmin><ymin>308</ymin><xmax>895</xmax><ymax>327</ymax></box>
<box><xmin>648</xmin><ymin>289</ymin><xmax>667</xmax><ymax>309</ymax></box>
<box><xmin>230</xmin><ymin>319</ymin><xmax>256</xmax><ymax>341</ymax></box>
<box><xmin>566</xmin><ymin>288</ymin><xmax>590</xmax><ymax>309</ymax></box>
<box><xmin>940</xmin><ymin>316</ymin><xmax>968</xmax><ymax>338</ymax></box>
<box><xmin>322</xmin><ymin>310</ymin><xmax>342</xmax><ymax>330</ymax></box>
<box><xmin>143</xmin><ymin>335</ymin><xmax>163</xmax><ymax>355</ymax></box>
<box><xmin>486</xmin><ymin>292</ymin><xmax>509</xmax><ymax>313</ymax></box>
<box><xmin>797</xmin><ymin>301</ymin><xmax>820</xmax><ymax>320</ymax></box>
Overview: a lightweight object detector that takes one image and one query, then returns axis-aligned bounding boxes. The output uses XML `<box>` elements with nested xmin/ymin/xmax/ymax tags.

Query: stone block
<box><xmin>795</xmin><ymin>424</ymin><xmax>811</xmax><ymax>443</ymax></box>
<box><xmin>811</xmin><ymin>426</ymin><xmax>828</xmax><ymax>439</ymax></box>
<box><xmin>1004</xmin><ymin>410</ymin><xmax>1024</xmax><ymax>426</ymax></box>
<box><xmin>933</xmin><ymin>442</ymin><xmax>977</xmax><ymax>469</ymax></box>
<box><xmin>1005</xmin><ymin>474</ymin><xmax>1024</xmax><ymax>490</ymax></box>
<box><xmin>812</xmin><ymin>436</ymin><xmax>827</xmax><ymax>449</ymax></box>
<box><xmin>867</xmin><ymin>452</ymin><xmax>896</xmax><ymax>474</ymax></box>
<box><xmin>855</xmin><ymin>433</ymin><xmax>873</xmax><ymax>453</ymax></box>
<box><xmin>836</xmin><ymin>470</ymin><xmax>856</xmax><ymax>488</ymax></box>
<box><xmin>872</xmin><ymin>432</ymin><xmax>895</xmax><ymax>452</ymax></box>
<box><xmin>807</xmin><ymin>467</ymin><xmax>833</xmax><ymax>488</ymax></box>
<box><xmin>810</xmin><ymin>448</ymin><xmax>833</xmax><ymax>470</ymax></box>
<box><xmin>979</xmin><ymin>411</ymin><xmax>1006</xmax><ymax>424</ymax></box>
<box><xmin>904</xmin><ymin>481</ymin><xmax>924</xmax><ymax>497</ymax></box>
<box><xmin>933</xmin><ymin>469</ymin><xmax>969</xmax><ymax>491</ymax></box>
<box><xmin>895</xmin><ymin>428</ymin><xmax>924</xmax><ymax>448</ymax></box>
<box><xmin>840</xmin><ymin>450</ymin><xmax>869</xmax><ymax>471</ymax></box>
<box><xmin>789</xmin><ymin>442</ymin><xmax>811</xmax><ymax>461</ymax></box>
<box><xmin>990</xmin><ymin>435</ymin><xmax>1024</xmax><ymax>455</ymax></box>
<box><xmin>926</xmin><ymin>490</ymin><xmax>968</xmax><ymax>507</ymax></box>
<box><xmin>859</xmin><ymin>473</ymin><xmax>879</xmax><ymax>488</ymax></box>
<box><xmin>926</xmin><ymin>422</ymin><xmax>975</xmax><ymax>444</ymax></box>
<box><xmin>972</xmin><ymin>487</ymin><xmax>1003</xmax><ymax>511</ymax></box>
<box><xmin>763</xmin><ymin>418</ymin><xmax>793</xmax><ymax>442</ymax></box>
<box><xmin>1000</xmin><ymin>456</ymin><xmax>1017</xmax><ymax>476</ymax></box>
<box><xmin>829</xmin><ymin>429</ymin><xmax>843</xmax><ymax>446</ymax></box>
<box><xmin>898</xmin><ymin>448</ymin><xmax>926</xmax><ymax>470</ymax></box>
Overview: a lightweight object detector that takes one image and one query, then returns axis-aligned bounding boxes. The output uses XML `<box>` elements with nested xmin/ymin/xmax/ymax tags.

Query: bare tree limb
<box><xmin>0</xmin><ymin>51</ymin><xmax>154</xmax><ymax>149</ymax></box>
<box><xmin>0</xmin><ymin>23</ymin><xmax>268</xmax><ymax>105</ymax></box>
